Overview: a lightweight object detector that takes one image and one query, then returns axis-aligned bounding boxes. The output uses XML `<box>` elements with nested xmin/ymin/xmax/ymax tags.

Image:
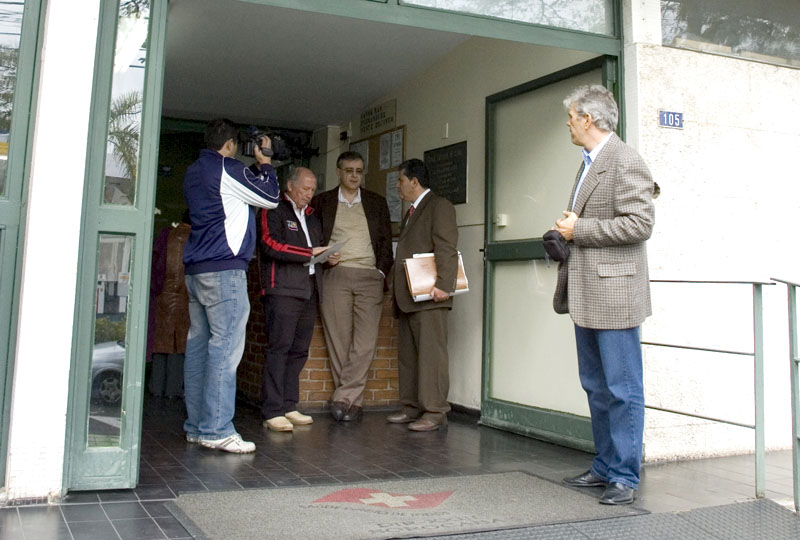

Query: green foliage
<box><xmin>108</xmin><ymin>90</ymin><xmax>142</xmax><ymax>182</ymax></box>
<box><xmin>95</xmin><ymin>316</ymin><xmax>126</xmax><ymax>343</ymax></box>
<box><xmin>0</xmin><ymin>44</ymin><xmax>19</xmax><ymax>133</ymax></box>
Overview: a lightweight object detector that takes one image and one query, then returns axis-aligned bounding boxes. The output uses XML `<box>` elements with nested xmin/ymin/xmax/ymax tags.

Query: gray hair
<box><xmin>285</xmin><ymin>166</ymin><xmax>300</xmax><ymax>185</ymax></box>
<box><xmin>563</xmin><ymin>85</ymin><xmax>618</xmax><ymax>132</ymax></box>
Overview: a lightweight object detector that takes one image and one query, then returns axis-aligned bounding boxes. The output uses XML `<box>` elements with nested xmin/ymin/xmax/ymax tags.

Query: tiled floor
<box><xmin>0</xmin><ymin>396</ymin><xmax>795</xmax><ymax>539</ymax></box>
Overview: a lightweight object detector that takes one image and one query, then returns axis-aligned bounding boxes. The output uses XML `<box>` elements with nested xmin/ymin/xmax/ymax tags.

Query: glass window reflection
<box><xmin>0</xmin><ymin>2</ymin><xmax>25</xmax><ymax>197</ymax></box>
<box><xmin>103</xmin><ymin>0</ymin><xmax>150</xmax><ymax>206</ymax></box>
<box><xmin>400</xmin><ymin>0</ymin><xmax>614</xmax><ymax>36</ymax></box>
<box><xmin>89</xmin><ymin>234</ymin><xmax>134</xmax><ymax>447</ymax></box>
<box><xmin>661</xmin><ymin>0</ymin><xmax>800</xmax><ymax>67</ymax></box>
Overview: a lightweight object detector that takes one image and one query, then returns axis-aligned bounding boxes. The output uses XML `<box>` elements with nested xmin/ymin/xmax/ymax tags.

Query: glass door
<box><xmin>65</xmin><ymin>0</ymin><xmax>167</xmax><ymax>491</ymax></box>
<box><xmin>0</xmin><ymin>0</ymin><xmax>43</xmax><ymax>483</ymax></box>
<box><xmin>482</xmin><ymin>58</ymin><xmax>610</xmax><ymax>450</ymax></box>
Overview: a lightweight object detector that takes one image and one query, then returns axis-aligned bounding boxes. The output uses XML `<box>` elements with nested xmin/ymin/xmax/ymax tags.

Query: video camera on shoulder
<box><xmin>241</xmin><ymin>125</ymin><xmax>290</xmax><ymax>161</ymax></box>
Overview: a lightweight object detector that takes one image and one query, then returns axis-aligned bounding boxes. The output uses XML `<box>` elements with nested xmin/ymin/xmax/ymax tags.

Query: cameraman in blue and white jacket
<box><xmin>182</xmin><ymin>118</ymin><xmax>280</xmax><ymax>454</ymax></box>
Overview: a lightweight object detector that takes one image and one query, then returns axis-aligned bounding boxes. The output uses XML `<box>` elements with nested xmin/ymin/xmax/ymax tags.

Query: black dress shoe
<box><xmin>330</xmin><ymin>401</ymin><xmax>348</xmax><ymax>422</ymax></box>
<box><xmin>342</xmin><ymin>405</ymin><xmax>363</xmax><ymax>422</ymax></box>
<box><xmin>599</xmin><ymin>482</ymin><xmax>635</xmax><ymax>505</ymax></box>
<box><xmin>563</xmin><ymin>470</ymin><xmax>607</xmax><ymax>488</ymax></box>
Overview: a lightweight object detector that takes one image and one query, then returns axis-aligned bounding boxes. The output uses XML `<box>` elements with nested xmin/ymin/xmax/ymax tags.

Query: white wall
<box><xmin>309</xmin><ymin>126</ymin><xmax>346</xmax><ymax>191</ymax></box>
<box><xmin>348</xmin><ymin>37</ymin><xmax>594</xmax><ymax>409</ymax></box>
<box><xmin>6</xmin><ymin>1</ymin><xmax>100</xmax><ymax>501</ymax></box>
<box><xmin>624</xmin><ymin>1</ymin><xmax>800</xmax><ymax>459</ymax></box>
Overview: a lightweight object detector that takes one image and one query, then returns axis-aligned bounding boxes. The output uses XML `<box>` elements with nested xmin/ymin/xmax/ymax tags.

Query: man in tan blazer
<box><xmin>388</xmin><ymin>159</ymin><xmax>458</xmax><ymax>432</ymax></box>
<box><xmin>554</xmin><ymin>85</ymin><xmax>655</xmax><ymax>505</ymax></box>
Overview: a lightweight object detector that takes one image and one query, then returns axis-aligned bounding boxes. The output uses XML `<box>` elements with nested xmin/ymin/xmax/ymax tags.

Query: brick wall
<box><xmin>238</xmin><ymin>261</ymin><xmax>400</xmax><ymax>412</ymax></box>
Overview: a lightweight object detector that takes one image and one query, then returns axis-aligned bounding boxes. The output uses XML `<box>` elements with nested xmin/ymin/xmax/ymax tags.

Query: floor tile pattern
<box><xmin>0</xmin><ymin>396</ymin><xmax>794</xmax><ymax>539</ymax></box>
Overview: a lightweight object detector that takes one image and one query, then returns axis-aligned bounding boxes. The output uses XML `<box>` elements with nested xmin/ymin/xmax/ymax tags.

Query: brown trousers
<box><xmin>397</xmin><ymin>308</ymin><xmax>450</xmax><ymax>423</ymax></box>
<box><xmin>319</xmin><ymin>266</ymin><xmax>384</xmax><ymax>407</ymax></box>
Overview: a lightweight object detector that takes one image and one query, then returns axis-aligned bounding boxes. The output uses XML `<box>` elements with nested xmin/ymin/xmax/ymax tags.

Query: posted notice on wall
<box><xmin>379</xmin><ymin>132</ymin><xmax>392</xmax><ymax>170</ymax></box>
<box><xmin>386</xmin><ymin>170</ymin><xmax>402</xmax><ymax>222</ymax></box>
<box><xmin>391</xmin><ymin>128</ymin><xmax>403</xmax><ymax>167</ymax></box>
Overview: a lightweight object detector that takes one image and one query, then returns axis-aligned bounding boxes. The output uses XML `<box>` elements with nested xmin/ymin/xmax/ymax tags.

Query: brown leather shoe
<box><xmin>387</xmin><ymin>412</ymin><xmax>416</xmax><ymax>424</ymax></box>
<box><xmin>408</xmin><ymin>418</ymin><xmax>443</xmax><ymax>432</ymax></box>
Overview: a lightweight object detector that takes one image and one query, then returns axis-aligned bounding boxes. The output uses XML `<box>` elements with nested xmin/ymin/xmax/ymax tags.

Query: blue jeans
<box><xmin>184</xmin><ymin>270</ymin><xmax>250</xmax><ymax>441</ymax></box>
<box><xmin>575</xmin><ymin>325</ymin><xmax>644</xmax><ymax>490</ymax></box>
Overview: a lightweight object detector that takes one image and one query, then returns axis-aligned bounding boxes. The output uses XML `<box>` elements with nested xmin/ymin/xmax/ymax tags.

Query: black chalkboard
<box><xmin>424</xmin><ymin>141</ymin><xmax>467</xmax><ymax>205</ymax></box>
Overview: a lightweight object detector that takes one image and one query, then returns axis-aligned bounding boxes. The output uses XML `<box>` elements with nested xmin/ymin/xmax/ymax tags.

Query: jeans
<box><xmin>184</xmin><ymin>270</ymin><xmax>250</xmax><ymax>441</ymax></box>
<box><xmin>575</xmin><ymin>325</ymin><xmax>644</xmax><ymax>490</ymax></box>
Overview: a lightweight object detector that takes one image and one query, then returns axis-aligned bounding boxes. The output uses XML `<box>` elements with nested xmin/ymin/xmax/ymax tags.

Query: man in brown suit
<box><xmin>554</xmin><ymin>85</ymin><xmax>655</xmax><ymax>505</ymax></box>
<box><xmin>388</xmin><ymin>159</ymin><xmax>458</xmax><ymax>432</ymax></box>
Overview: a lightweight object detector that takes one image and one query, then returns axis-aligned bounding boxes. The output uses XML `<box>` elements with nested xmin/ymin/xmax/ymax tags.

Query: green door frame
<box><xmin>0</xmin><ymin>0</ymin><xmax>46</xmax><ymax>485</ymax></box>
<box><xmin>64</xmin><ymin>0</ymin><xmax>168</xmax><ymax>491</ymax></box>
<box><xmin>481</xmin><ymin>56</ymin><xmax>621</xmax><ymax>451</ymax></box>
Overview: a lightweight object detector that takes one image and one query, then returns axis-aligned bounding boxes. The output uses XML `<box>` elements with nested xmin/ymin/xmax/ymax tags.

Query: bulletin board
<box><xmin>424</xmin><ymin>141</ymin><xmax>467</xmax><ymax>205</ymax></box>
<box><xmin>350</xmin><ymin>125</ymin><xmax>406</xmax><ymax>235</ymax></box>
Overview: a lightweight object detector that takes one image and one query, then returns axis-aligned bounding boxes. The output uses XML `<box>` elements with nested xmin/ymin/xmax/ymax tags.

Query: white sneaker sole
<box><xmin>199</xmin><ymin>437</ymin><xmax>256</xmax><ymax>453</ymax></box>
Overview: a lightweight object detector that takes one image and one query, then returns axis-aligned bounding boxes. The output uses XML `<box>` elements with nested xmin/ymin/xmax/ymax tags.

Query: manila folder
<box><xmin>403</xmin><ymin>252</ymin><xmax>469</xmax><ymax>302</ymax></box>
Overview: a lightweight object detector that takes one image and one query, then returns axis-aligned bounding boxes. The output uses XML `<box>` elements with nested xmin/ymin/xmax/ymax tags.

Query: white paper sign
<box><xmin>391</xmin><ymin>129</ymin><xmax>403</xmax><ymax>167</ymax></box>
<box><xmin>385</xmin><ymin>170</ymin><xmax>402</xmax><ymax>222</ymax></box>
<box><xmin>379</xmin><ymin>133</ymin><xmax>391</xmax><ymax>170</ymax></box>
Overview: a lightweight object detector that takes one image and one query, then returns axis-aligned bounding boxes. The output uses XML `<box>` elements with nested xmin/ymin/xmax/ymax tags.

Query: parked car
<box><xmin>91</xmin><ymin>340</ymin><xmax>124</xmax><ymax>406</ymax></box>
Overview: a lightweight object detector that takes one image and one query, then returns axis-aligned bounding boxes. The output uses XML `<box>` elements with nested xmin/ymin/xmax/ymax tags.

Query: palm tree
<box><xmin>107</xmin><ymin>90</ymin><xmax>141</xmax><ymax>183</ymax></box>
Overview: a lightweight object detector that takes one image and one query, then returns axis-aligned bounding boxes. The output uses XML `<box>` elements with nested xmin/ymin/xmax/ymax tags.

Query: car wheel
<box><xmin>97</xmin><ymin>371</ymin><xmax>122</xmax><ymax>405</ymax></box>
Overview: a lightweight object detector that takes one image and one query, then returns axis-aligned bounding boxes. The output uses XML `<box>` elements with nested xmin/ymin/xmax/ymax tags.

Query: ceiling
<box><xmin>163</xmin><ymin>0</ymin><xmax>471</xmax><ymax>131</ymax></box>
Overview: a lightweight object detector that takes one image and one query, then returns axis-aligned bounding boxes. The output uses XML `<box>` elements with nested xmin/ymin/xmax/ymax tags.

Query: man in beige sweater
<box><xmin>311</xmin><ymin>151</ymin><xmax>393</xmax><ymax>422</ymax></box>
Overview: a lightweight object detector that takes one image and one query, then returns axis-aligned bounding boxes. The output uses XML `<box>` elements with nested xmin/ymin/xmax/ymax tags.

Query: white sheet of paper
<box><xmin>391</xmin><ymin>129</ymin><xmax>403</xmax><ymax>167</ymax></box>
<box><xmin>379</xmin><ymin>133</ymin><xmax>391</xmax><ymax>170</ymax></box>
<box><xmin>386</xmin><ymin>171</ymin><xmax>402</xmax><ymax>222</ymax></box>
<box><xmin>305</xmin><ymin>239</ymin><xmax>348</xmax><ymax>266</ymax></box>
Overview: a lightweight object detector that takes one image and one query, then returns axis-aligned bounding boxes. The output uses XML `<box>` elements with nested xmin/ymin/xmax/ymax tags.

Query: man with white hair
<box><xmin>554</xmin><ymin>85</ymin><xmax>656</xmax><ymax>505</ymax></box>
<box><xmin>258</xmin><ymin>167</ymin><xmax>339</xmax><ymax>432</ymax></box>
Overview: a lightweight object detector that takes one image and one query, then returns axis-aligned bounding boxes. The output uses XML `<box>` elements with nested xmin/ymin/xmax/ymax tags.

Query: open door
<box><xmin>65</xmin><ymin>0</ymin><xmax>167</xmax><ymax>491</ymax></box>
<box><xmin>482</xmin><ymin>57</ymin><xmax>614</xmax><ymax>450</ymax></box>
<box><xmin>0</xmin><ymin>0</ymin><xmax>44</xmax><ymax>484</ymax></box>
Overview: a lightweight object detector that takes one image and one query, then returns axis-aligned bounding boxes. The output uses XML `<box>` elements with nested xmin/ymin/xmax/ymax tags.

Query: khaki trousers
<box><xmin>320</xmin><ymin>266</ymin><xmax>385</xmax><ymax>407</ymax></box>
<box><xmin>397</xmin><ymin>308</ymin><xmax>450</xmax><ymax>423</ymax></box>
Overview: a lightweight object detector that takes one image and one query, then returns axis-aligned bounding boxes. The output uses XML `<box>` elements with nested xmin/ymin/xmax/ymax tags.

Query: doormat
<box><xmin>166</xmin><ymin>471</ymin><xmax>645</xmax><ymax>540</ymax></box>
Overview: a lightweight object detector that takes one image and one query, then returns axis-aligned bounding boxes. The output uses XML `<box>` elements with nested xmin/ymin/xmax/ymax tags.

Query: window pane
<box><xmin>400</xmin><ymin>0</ymin><xmax>614</xmax><ymax>35</ymax></box>
<box><xmin>0</xmin><ymin>2</ymin><xmax>25</xmax><ymax>197</ymax></box>
<box><xmin>103</xmin><ymin>0</ymin><xmax>150</xmax><ymax>206</ymax></box>
<box><xmin>662</xmin><ymin>0</ymin><xmax>800</xmax><ymax>67</ymax></box>
<box><xmin>89</xmin><ymin>234</ymin><xmax>134</xmax><ymax>447</ymax></box>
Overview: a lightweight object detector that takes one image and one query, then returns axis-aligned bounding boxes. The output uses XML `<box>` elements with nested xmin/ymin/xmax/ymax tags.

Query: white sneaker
<box><xmin>199</xmin><ymin>433</ymin><xmax>256</xmax><ymax>453</ymax></box>
<box><xmin>263</xmin><ymin>416</ymin><xmax>293</xmax><ymax>432</ymax></box>
<box><xmin>285</xmin><ymin>411</ymin><xmax>313</xmax><ymax>425</ymax></box>
<box><xmin>186</xmin><ymin>433</ymin><xmax>200</xmax><ymax>443</ymax></box>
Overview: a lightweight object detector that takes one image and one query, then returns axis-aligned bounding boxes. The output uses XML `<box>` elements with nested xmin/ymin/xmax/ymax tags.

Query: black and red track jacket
<box><xmin>257</xmin><ymin>197</ymin><xmax>323</xmax><ymax>300</ymax></box>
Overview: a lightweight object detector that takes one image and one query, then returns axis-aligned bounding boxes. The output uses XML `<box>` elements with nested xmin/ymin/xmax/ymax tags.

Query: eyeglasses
<box><xmin>339</xmin><ymin>168</ymin><xmax>363</xmax><ymax>176</ymax></box>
